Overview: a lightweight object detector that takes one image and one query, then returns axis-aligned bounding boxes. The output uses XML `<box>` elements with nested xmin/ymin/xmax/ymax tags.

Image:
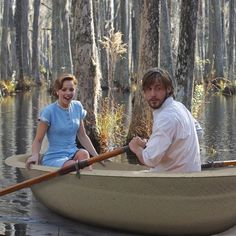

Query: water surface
<box><xmin>0</xmin><ymin>90</ymin><xmax>236</xmax><ymax>235</ymax></box>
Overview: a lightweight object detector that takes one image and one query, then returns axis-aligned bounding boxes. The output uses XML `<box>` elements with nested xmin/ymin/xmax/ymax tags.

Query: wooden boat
<box><xmin>5</xmin><ymin>154</ymin><xmax>236</xmax><ymax>236</ymax></box>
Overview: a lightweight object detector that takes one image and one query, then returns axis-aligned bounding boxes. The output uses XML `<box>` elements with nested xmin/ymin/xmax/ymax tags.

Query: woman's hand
<box><xmin>25</xmin><ymin>154</ymin><xmax>40</xmax><ymax>169</ymax></box>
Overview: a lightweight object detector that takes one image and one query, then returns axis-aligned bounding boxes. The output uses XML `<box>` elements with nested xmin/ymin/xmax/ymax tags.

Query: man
<box><xmin>129</xmin><ymin>68</ymin><xmax>202</xmax><ymax>172</ymax></box>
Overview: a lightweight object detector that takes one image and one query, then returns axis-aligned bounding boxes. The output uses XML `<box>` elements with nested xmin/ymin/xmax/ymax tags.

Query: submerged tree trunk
<box><xmin>32</xmin><ymin>0</ymin><xmax>41</xmax><ymax>85</ymax></box>
<box><xmin>227</xmin><ymin>0</ymin><xmax>235</xmax><ymax>81</ymax></box>
<box><xmin>159</xmin><ymin>0</ymin><xmax>174</xmax><ymax>86</ymax></box>
<box><xmin>212</xmin><ymin>0</ymin><xmax>224</xmax><ymax>78</ymax></box>
<box><xmin>21</xmin><ymin>0</ymin><xmax>30</xmax><ymax>76</ymax></box>
<box><xmin>0</xmin><ymin>0</ymin><xmax>11</xmax><ymax>80</ymax></box>
<box><xmin>15</xmin><ymin>0</ymin><xmax>24</xmax><ymax>89</ymax></box>
<box><xmin>128</xmin><ymin>0</ymin><xmax>159</xmax><ymax>141</ymax></box>
<box><xmin>175</xmin><ymin>0</ymin><xmax>198</xmax><ymax>111</ymax></box>
<box><xmin>71</xmin><ymin>0</ymin><xmax>102</xmax><ymax>150</ymax></box>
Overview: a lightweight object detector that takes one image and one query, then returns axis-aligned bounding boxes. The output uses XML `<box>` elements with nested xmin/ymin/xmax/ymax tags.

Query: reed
<box><xmin>96</xmin><ymin>98</ymin><xmax>127</xmax><ymax>152</ymax></box>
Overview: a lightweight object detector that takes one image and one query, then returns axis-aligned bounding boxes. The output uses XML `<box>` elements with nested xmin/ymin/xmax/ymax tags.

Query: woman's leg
<box><xmin>62</xmin><ymin>149</ymin><xmax>92</xmax><ymax>170</ymax></box>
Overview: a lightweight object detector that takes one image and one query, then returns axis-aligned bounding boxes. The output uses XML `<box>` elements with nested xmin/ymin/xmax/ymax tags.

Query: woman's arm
<box><xmin>26</xmin><ymin>121</ymin><xmax>48</xmax><ymax>168</ymax></box>
<box><xmin>77</xmin><ymin>121</ymin><xmax>98</xmax><ymax>157</ymax></box>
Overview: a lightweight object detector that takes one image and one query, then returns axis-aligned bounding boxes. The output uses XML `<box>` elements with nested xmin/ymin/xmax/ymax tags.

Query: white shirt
<box><xmin>142</xmin><ymin>97</ymin><xmax>201</xmax><ymax>172</ymax></box>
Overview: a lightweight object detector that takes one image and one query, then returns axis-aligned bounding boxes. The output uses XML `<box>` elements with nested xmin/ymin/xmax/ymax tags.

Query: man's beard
<box><xmin>148</xmin><ymin>99</ymin><xmax>164</xmax><ymax>109</ymax></box>
<box><xmin>148</xmin><ymin>93</ymin><xmax>169</xmax><ymax>109</ymax></box>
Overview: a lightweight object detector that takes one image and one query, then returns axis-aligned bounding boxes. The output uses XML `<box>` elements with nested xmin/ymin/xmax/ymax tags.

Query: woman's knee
<box><xmin>74</xmin><ymin>149</ymin><xmax>89</xmax><ymax>161</ymax></box>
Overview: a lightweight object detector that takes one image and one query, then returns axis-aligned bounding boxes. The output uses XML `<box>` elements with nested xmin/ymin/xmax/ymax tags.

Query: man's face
<box><xmin>143</xmin><ymin>81</ymin><xmax>171</xmax><ymax>109</ymax></box>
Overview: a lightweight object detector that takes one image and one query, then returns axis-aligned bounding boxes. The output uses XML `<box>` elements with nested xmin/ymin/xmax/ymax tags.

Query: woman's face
<box><xmin>57</xmin><ymin>79</ymin><xmax>77</xmax><ymax>108</ymax></box>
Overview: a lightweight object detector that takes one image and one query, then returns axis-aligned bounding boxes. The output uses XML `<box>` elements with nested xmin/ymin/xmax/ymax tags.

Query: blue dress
<box><xmin>40</xmin><ymin>100</ymin><xmax>87</xmax><ymax>167</ymax></box>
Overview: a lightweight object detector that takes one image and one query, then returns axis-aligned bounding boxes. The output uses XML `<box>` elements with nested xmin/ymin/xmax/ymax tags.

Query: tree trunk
<box><xmin>115</xmin><ymin>0</ymin><xmax>130</xmax><ymax>91</ymax></box>
<box><xmin>61</xmin><ymin>0</ymin><xmax>73</xmax><ymax>74</ymax></box>
<box><xmin>212</xmin><ymin>0</ymin><xmax>224</xmax><ymax>78</ymax></box>
<box><xmin>159</xmin><ymin>0</ymin><xmax>174</xmax><ymax>87</ymax></box>
<box><xmin>131</xmin><ymin>0</ymin><xmax>142</xmax><ymax>75</ymax></box>
<box><xmin>175</xmin><ymin>0</ymin><xmax>198</xmax><ymax>111</ymax></box>
<box><xmin>51</xmin><ymin>0</ymin><xmax>61</xmax><ymax>80</ymax></box>
<box><xmin>227</xmin><ymin>0</ymin><xmax>235</xmax><ymax>81</ymax></box>
<box><xmin>128</xmin><ymin>0</ymin><xmax>159</xmax><ymax>141</ymax></box>
<box><xmin>0</xmin><ymin>0</ymin><xmax>10</xmax><ymax>80</ymax></box>
<box><xmin>21</xmin><ymin>0</ymin><xmax>30</xmax><ymax>76</ymax></box>
<box><xmin>32</xmin><ymin>0</ymin><xmax>41</xmax><ymax>85</ymax></box>
<box><xmin>71</xmin><ymin>0</ymin><xmax>102</xmax><ymax>150</ymax></box>
<box><xmin>203</xmin><ymin>0</ymin><xmax>213</xmax><ymax>85</ymax></box>
<box><xmin>15</xmin><ymin>0</ymin><xmax>24</xmax><ymax>88</ymax></box>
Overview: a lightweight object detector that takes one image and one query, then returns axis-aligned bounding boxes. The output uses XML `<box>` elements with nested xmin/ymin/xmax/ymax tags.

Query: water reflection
<box><xmin>0</xmin><ymin>89</ymin><xmax>141</xmax><ymax>236</ymax></box>
<box><xmin>200</xmin><ymin>95</ymin><xmax>236</xmax><ymax>162</ymax></box>
<box><xmin>0</xmin><ymin>90</ymin><xmax>236</xmax><ymax>235</ymax></box>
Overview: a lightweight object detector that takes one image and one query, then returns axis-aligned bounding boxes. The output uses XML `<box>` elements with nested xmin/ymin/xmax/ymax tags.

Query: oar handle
<box><xmin>71</xmin><ymin>145</ymin><xmax>130</xmax><ymax>172</ymax></box>
<box><xmin>201</xmin><ymin>160</ymin><xmax>236</xmax><ymax>169</ymax></box>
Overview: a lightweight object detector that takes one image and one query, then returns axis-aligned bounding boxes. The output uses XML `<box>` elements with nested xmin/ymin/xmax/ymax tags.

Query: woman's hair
<box><xmin>52</xmin><ymin>74</ymin><xmax>78</xmax><ymax>98</ymax></box>
<box><xmin>142</xmin><ymin>67</ymin><xmax>174</xmax><ymax>96</ymax></box>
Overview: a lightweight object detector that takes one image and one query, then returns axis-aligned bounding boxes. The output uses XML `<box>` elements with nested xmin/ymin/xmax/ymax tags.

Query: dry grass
<box><xmin>96</xmin><ymin>98</ymin><xmax>127</xmax><ymax>152</ymax></box>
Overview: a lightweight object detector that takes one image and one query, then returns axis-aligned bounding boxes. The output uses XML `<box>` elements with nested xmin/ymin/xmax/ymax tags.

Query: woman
<box><xmin>26</xmin><ymin>74</ymin><xmax>98</xmax><ymax>169</ymax></box>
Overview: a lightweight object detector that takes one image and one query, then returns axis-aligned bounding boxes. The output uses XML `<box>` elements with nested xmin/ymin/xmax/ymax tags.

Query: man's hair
<box><xmin>142</xmin><ymin>68</ymin><xmax>174</xmax><ymax>96</ymax></box>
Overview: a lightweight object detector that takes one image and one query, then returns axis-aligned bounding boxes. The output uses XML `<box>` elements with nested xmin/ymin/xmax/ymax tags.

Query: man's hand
<box><xmin>129</xmin><ymin>137</ymin><xmax>147</xmax><ymax>150</ymax></box>
<box><xmin>128</xmin><ymin>137</ymin><xmax>147</xmax><ymax>165</ymax></box>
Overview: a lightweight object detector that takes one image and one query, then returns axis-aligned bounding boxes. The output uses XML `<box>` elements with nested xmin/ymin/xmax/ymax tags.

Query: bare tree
<box><xmin>159</xmin><ymin>0</ymin><xmax>174</xmax><ymax>86</ymax></box>
<box><xmin>212</xmin><ymin>0</ymin><xmax>224</xmax><ymax>78</ymax></box>
<box><xmin>32</xmin><ymin>0</ymin><xmax>41</xmax><ymax>85</ymax></box>
<box><xmin>15</xmin><ymin>0</ymin><xmax>24</xmax><ymax>88</ymax></box>
<box><xmin>175</xmin><ymin>0</ymin><xmax>198</xmax><ymax>111</ymax></box>
<box><xmin>0</xmin><ymin>0</ymin><xmax>11</xmax><ymax>80</ymax></box>
<box><xmin>128</xmin><ymin>0</ymin><xmax>159</xmax><ymax>141</ymax></box>
<box><xmin>21</xmin><ymin>0</ymin><xmax>30</xmax><ymax>76</ymax></box>
<box><xmin>227</xmin><ymin>0</ymin><xmax>235</xmax><ymax>81</ymax></box>
<box><xmin>71</xmin><ymin>0</ymin><xmax>102</xmax><ymax>148</ymax></box>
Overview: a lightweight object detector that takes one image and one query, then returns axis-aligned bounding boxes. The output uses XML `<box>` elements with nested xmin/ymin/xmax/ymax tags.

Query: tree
<box><xmin>212</xmin><ymin>0</ymin><xmax>224</xmax><ymax>78</ymax></box>
<box><xmin>21</xmin><ymin>0</ymin><xmax>30</xmax><ymax>76</ymax></box>
<box><xmin>0</xmin><ymin>0</ymin><xmax>11</xmax><ymax>80</ymax></box>
<box><xmin>203</xmin><ymin>0</ymin><xmax>214</xmax><ymax>86</ymax></box>
<box><xmin>15</xmin><ymin>0</ymin><xmax>24</xmax><ymax>88</ymax></box>
<box><xmin>128</xmin><ymin>0</ymin><xmax>159</xmax><ymax>141</ymax></box>
<box><xmin>227</xmin><ymin>0</ymin><xmax>235</xmax><ymax>81</ymax></box>
<box><xmin>175</xmin><ymin>0</ymin><xmax>198</xmax><ymax>111</ymax></box>
<box><xmin>159</xmin><ymin>0</ymin><xmax>174</xmax><ymax>86</ymax></box>
<box><xmin>32</xmin><ymin>0</ymin><xmax>41</xmax><ymax>85</ymax></box>
<box><xmin>71</xmin><ymin>0</ymin><xmax>102</xmax><ymax>149</ymax></box>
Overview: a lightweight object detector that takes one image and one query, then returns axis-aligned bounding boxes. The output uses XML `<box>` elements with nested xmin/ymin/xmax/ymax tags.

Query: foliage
<box><xmin>98</xmin><ymin>28</ymin><xmax>128</xmax><ymax>151</ymax></box>
<box><xmin>96</xmin><ymin>97</ymin><xmax>127</xmax><ymax>152</ymax></box>
<box><xmin>192</xmin><ymin>84</ymin><xmax>205</xmax><ymax>118</ymax></box>
<box><xmin>0</xmin><ymin>80</ymin><xmax>16</xmax><ymax>97</ymax></box>
<box><xmin>99</xmin><ymin>27</ymin><xmax>127</xmax><ymax>105</ymax></box>
<box><xmin>195</xmin><ymin>56</ymin><xmax>211</xmax><ymax>71</ymax></box>
<box><xmin>99</xmin><ymin>28</ymin><xmax>127</xmax><ymax>61</ymax></box>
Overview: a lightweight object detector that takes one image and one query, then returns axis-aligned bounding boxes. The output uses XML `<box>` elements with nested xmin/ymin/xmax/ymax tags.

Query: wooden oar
<box><xmin>0</xmin><ymin>146</ymin><xmax>129</xmax><ymax>197</ymax></box>
<box><xmin>201</xmin><ymin>160</ymin><xmax>236</xmax><ymax>169</ymax></box>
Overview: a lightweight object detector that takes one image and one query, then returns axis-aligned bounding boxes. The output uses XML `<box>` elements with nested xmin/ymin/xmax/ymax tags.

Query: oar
<box><xmin>0</xmin><ymin>146</ymin><xmax>129</xmax><ymax>197</ymax></box>
<box><xmin>201</xmin><ymin>160</ymin><xmax>236</xmax><ymax>169</ymax></box>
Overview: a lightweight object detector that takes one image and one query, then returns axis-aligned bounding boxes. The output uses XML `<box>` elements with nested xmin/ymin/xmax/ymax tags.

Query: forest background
<box><xmin>0</xmin><ymin>0</ymin><xmax>235</xmax><ymax>152</ymax></box>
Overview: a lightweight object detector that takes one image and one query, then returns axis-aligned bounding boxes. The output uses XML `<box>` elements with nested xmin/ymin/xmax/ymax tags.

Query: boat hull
<box><xmin>5</xmin><ymin>154</ymin><xmax>236</xmax><ymax>235</ymax></box>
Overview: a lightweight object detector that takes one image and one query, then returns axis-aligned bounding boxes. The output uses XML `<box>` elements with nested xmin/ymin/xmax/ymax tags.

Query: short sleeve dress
<box><xmin>40</xmin><ymin>100</ymin><xmax>87</xmax><ymax>167</ymax></box>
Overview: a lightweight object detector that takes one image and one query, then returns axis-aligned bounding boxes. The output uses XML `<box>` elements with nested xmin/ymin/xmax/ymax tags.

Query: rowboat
<box><xmin>4</xmin><ymin>153</ymin><xmax>236</xmax><ymax>236</ymax></box>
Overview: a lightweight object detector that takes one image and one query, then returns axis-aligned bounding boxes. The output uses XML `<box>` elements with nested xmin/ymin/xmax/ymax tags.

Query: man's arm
<box><xmin>129</xmin><ymin>137</ymin><xmax>147</xmax><ymax>165</ymax></box>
